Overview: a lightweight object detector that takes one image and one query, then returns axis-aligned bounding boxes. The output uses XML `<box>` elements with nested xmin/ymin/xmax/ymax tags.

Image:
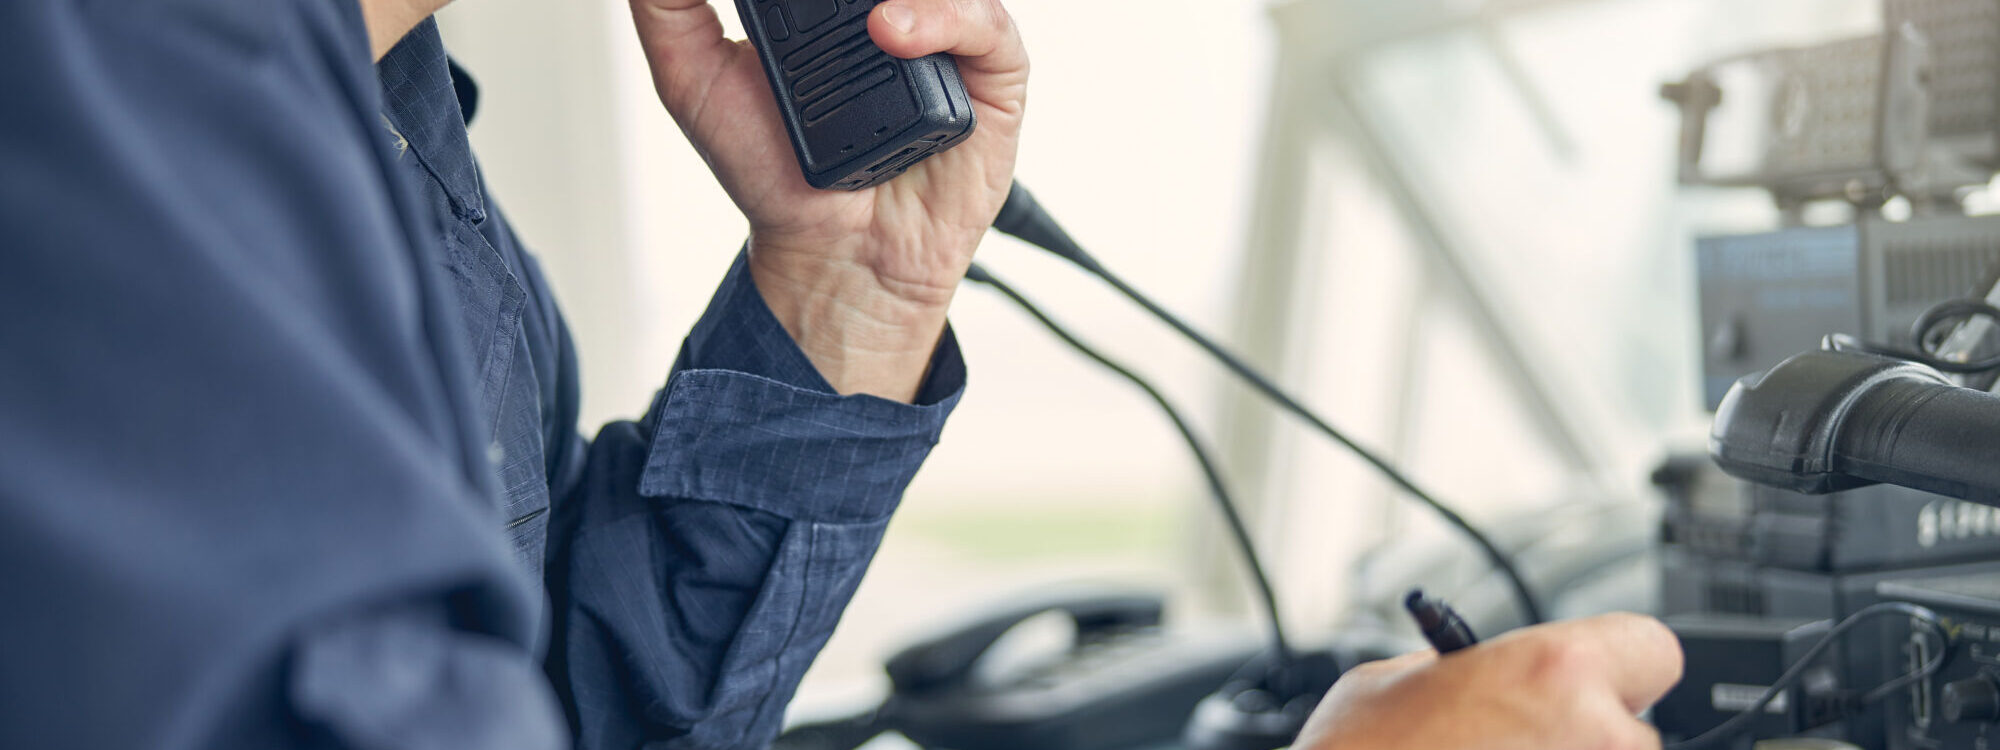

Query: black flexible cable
<box><xmin>991</xmin><ymin>181</ymin><xmax>1546</xmax><ymax>626</ymax></box>
<box><xmin>1663</xmin><ymin>602</ymin><xmax>1952</xmax><ymax>750</ymax></box>
<box><xmin>965</xmin><ymin>262</ymin><xmax>1296</xmax><ymax>666</ymax></box>
<box><xmin>1914</xmin><ymin>299</ymin><xmax>2000</xmax><ymax>371</ymax></box>
<box><xmin>1826</xmin><ymin>298</ymin><xmax>2000</xmax><ymax>375</ymax></box>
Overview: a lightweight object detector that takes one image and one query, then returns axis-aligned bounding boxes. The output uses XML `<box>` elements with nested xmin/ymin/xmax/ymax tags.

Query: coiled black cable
<box><xmin>1827</xmin><ymin>298</ymin><xmax>2000</xmax><ymax>374</ymax></box>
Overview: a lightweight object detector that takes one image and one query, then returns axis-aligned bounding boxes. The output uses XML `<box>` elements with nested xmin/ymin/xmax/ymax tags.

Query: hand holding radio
<box><xmin>1296</xmin><ymin>614</ymin><xmax>1683</xmax><ymax>750</ymax></box>
<box><xmin>629</xmin><ymin>0</ymin><xmax>1026</xmax><ymax>401</ymax></box>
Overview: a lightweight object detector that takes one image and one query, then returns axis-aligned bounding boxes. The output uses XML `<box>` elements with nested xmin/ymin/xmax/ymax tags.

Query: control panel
<box><xmin>1878</xmin><ymin>575</ymin><xmax>2000</xmax><ymax>749</ymax></box>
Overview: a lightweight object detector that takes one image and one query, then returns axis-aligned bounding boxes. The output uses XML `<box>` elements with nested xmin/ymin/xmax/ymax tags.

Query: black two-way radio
<box><xmin>734</xmin><ymin>0</ymin><xmax>977</xmax><ymax>190</ymax></box>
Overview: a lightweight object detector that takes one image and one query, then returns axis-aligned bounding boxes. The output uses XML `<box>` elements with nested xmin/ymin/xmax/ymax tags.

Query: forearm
<box><xmin>544</xmin><ymin>251</ymin><xmax>966</xmax><ymax>746</ymax></box>
<box><xmin>547</xmin><ymin>434</ymin><xmax>896</xmax><ymax>749</ymax></box>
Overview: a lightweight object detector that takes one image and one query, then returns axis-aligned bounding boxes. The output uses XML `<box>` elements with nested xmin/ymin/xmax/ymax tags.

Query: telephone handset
<box><xmin>884</xmin><ymin>590</ymin><xmax>1166</xmax><ymax>694</ymax></box>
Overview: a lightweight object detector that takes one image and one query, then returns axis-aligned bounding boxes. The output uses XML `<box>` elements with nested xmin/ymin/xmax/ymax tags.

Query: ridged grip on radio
<box><xmin>737</xmin><ymin>0</ymin><xmax>976</xmax><ymax>190</ymax></box>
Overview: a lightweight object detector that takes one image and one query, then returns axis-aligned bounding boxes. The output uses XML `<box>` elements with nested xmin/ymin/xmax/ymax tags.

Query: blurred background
<box><xmin>434</xmin><ymin>0</ymin><xmax>1904</xmax><ymax>736</ymax></box>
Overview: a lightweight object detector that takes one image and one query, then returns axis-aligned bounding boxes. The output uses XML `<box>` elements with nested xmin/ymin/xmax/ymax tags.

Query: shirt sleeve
<box><xmin>0</xmin><ymin>2</ymin><xmax>565</xmax><ymax>750</ymax></box>
<box><xmin>544</xmin><ymin>250</ymin><xmax>966</xmax><ymax>750</ymax></box>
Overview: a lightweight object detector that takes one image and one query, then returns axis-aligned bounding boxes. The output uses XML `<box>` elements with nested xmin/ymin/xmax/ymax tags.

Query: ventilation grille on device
<box><xmin>1881</xmin><ymin>237</ymin><xmax>2000</xmax><ymax>307</ymax></box>
<box><xmin>783</xmin><ymin>15</ymin><xmax>897</xmax><ymax>124</ymax></box>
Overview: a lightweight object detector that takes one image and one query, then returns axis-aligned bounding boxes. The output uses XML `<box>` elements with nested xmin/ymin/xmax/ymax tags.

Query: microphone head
<box><xmin>988</xmin><ymin>180</ymin><xmax>1094</xmax><ymax>268</ymax></box>
<box><xmin>993</xmin><ymin>180</ymin><xmax>1042</xmax><ymax>238</ymax></box>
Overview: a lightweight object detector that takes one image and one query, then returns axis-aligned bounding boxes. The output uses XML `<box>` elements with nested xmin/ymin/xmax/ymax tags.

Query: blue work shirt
<box><xmin>0</xmin><ymin>2</ymin><xmax>964</xmax><ymax>749</ymax></box>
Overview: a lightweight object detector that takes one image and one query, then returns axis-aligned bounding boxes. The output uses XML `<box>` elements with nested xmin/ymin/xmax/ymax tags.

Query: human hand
<box><xmin>1297</xmin><ymin>613</ymin><xmax>1685</xmax><ymax>750</ymax></box>
<box><xmin>629</xmin><ymin>0</ymin><xmax>1028</xmax><ymax>400</ymax></box>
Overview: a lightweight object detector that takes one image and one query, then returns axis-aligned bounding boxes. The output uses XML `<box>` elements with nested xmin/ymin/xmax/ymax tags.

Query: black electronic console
<box><xmin>886</xmin><ymin>591</ymin><xmax>1258</xmax><ymax>750</ymax></box>
<box><xmin>773</xmin><ymin>589</ymin><xmax>1374</xmax><ymax>750</ymax></box>
<box><xmin>773</xmin><ymin>588</ymin><xmax>1395</xmax><ymax>750</ymax></box>
<box><xmin>734</xmin><ymin>0</ymin><xmax>976</xmax><ymax>190</ymax></box>
<box><xmin>1655</xmin><ymin>615</ymin><xmax>1849</xmax><ymax>748</ymax></box>
<box><xmin>1694</xmin><ymin>218</ymin><xmax>2000</xmax><ymax>413</ymax></box>
<box><xmin>1661</xmin><ymin>4</ymin><xmax>2000</xmax><ymax>748</ymax></box>
<box><xmin>1875</xmin><ymin>574</ymin><xmax>2000</xmax><ymax>750</ymax></box>
<box><xmin>1657</xmin><ymin>454</ymin><xmax>2000</xmax><ymax>576</ymax></box>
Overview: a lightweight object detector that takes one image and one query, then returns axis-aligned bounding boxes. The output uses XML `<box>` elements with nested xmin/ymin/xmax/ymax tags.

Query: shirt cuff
<box><xmin>637</xmin><ymin>248</ymin><xmax>967</xmax><ymax>524</ymax></box>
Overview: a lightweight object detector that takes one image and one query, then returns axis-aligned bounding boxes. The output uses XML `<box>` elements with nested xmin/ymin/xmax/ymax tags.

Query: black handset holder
<box><xmin>735</xmin><ymin>0</ymin><xmax>977</xmax><ymax>190</ymax></box>
<box><xmin>883</xmin><ymin>590</ymin><xmax>1166</xmax><ymax>694</ymax></box>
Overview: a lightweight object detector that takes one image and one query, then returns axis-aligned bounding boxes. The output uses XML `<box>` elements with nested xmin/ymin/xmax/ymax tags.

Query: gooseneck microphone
<box><xmin>965</xmin><ymin>263</ymin><xmax>1296</xmax><ymax>667</ymax></box>
<box><xmin>985</xmin><ymin>180</ymin><xmax>1545</xmax><ymax>627</ymax></box>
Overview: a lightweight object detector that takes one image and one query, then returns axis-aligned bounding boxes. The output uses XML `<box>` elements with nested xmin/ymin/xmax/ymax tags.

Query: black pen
<box><xmin>1404</xmin><ymin>588</ymin><xmax>1480</xmax><ymax>654</ymax></box>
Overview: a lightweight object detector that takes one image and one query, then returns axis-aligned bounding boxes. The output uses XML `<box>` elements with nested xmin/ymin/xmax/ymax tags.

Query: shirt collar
<box><xmin>377</xmin><ymin>18</ymin><xmax>487</xmax><ymax>223</ymax></box>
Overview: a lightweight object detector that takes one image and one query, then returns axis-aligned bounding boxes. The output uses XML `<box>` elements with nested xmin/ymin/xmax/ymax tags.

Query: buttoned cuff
<box><xmin>638</xmin><ymin>249</ymin><xmax>966</xmax><ymax>523</ymax></box>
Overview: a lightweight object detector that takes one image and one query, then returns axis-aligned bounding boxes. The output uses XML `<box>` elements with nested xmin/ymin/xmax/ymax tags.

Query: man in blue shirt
<box><xmin>0</xmin><ymin>0</ymin><xmax>1682</xmax><ymax>748</ymax></box>
<box><xmin>1</xmin><ymin>0</ymin><xmax>1022</xmax><ymax>747</ymax></box>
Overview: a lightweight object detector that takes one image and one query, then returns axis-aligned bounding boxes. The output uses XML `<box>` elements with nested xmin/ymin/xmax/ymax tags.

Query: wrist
<box><xmin>746</xmin><ymin>237</ymin><xmax>956</xmax><ymax>401</ymax></box>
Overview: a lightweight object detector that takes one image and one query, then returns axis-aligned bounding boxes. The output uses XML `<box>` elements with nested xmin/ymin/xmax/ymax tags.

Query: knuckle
<box><xmin>1523</xmin><ymin>636</ymin><xmax>1595</xmax><ymax>692</ymax></box>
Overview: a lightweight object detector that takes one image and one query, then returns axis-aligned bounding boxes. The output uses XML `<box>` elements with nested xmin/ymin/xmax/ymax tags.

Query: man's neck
<box><xmin>358</xmin><ymin>0</ymin><xmax>454</xmax><ymax>61</ymax></box>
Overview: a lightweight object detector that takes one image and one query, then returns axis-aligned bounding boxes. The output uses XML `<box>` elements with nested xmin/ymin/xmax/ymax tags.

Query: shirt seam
<box><xmin>746</xmin><ymin>521</ymin><xmax>818</xmax><ymax>746</ymax></box>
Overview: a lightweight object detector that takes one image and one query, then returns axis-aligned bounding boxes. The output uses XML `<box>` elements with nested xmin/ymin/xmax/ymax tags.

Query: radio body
<box><xmin>734</xmin><ymin>0</ymin><xmax>977</xmax><ymax>190</ymax></box>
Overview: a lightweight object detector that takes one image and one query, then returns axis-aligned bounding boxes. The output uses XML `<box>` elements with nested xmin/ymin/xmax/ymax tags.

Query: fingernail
<box><xmin>882</xmin><ymin>4</ymin><xmax>915</xmax><ymax>33</ymax></box>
